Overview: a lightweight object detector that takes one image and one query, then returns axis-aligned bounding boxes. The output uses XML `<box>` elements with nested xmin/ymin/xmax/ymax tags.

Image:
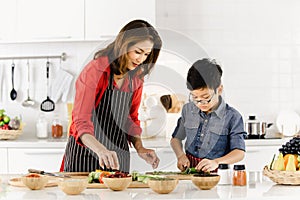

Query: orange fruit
<box><xmin>283</xmin><ymin>154</ymin><xmax>298</xmax><ymax>169</ymax></box>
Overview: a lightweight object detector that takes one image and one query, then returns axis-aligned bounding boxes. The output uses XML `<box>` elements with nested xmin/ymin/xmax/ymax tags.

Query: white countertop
<box><xmin>0</xmin><ymin>136</ymin><xmax>290</xmax><ymax>149</ymax></box>
<box><xmin>0</xmin><ymin>174</ymin><xmax>299</xmax><ymax>200</ymax></box>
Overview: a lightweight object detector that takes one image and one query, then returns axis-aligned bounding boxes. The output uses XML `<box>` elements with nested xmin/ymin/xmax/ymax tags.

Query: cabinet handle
<box><xmin>32</xmin><ymin>36</ymin><xmax>72</xmax><ymax>40</ymax></box>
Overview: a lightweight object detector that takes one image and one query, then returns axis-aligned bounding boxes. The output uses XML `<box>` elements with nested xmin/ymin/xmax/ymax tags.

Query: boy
<box><xmin>170</xmin><ymin>58</ymin><xmax>246</xmax><ymax>172</ymax></box>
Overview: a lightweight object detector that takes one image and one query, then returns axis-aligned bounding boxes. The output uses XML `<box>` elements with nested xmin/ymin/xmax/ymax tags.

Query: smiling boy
<box><xmin>170</xmin><ymin>58</ymin><xmax>246</xmax><ymax>172</ymax></box>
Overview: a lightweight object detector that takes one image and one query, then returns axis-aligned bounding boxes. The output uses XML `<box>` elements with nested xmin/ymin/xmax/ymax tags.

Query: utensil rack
<box><xmin>0</xmin><ymin>52</ymin><xmax>67</xmax><ymax>61</ymax></box>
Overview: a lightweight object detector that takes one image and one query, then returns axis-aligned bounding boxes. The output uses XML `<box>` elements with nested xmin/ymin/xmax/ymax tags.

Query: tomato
<box><xmin>99</xmin><ymin>172</ymin><xmax>112</xmax><ymax>183</ymax></box>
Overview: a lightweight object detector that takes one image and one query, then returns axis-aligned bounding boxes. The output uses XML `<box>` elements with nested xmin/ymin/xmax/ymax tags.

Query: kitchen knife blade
<box><xmin>28</xmin><ymin>168</ymin><xmax>71</xmax><ymax>178</ymax></box>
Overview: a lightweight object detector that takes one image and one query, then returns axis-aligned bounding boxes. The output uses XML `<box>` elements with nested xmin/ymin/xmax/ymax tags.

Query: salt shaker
<box><xmin>218</xmin><ymin>163</ymin><xmax>231</xmax><ymax>185</ymax></box>
<box><xmin>36</xmin><ymin>114</ymin><xmax>48</xmax><ymax>138</ymax></box>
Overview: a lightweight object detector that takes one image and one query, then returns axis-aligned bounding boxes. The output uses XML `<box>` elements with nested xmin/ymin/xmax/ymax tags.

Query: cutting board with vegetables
<box><xmin>145</xmin><ymin>172</ymin><xmax>193</xmax><ymax>180</ymax></box>
<box><xmin>88</xmin><ymin>181</ymin><xmax>148</xmax><ymax>188</ymax></box>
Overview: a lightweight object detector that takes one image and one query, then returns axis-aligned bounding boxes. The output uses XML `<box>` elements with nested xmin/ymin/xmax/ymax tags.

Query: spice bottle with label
<box><xmin>36</xmin><ymin>114</ymin><xmax>48</xmax><ymax>138</ymax></box>
<box><xmin>218</xmin><ymin>164</ymin><xmax>231</xmax><ymax>185</ymax></box>
<box><xmin>52</xmin><ymin>117</ymin><xmax>63</xmax><ymax>138</ymax></box>
<box><xmin>232</xmin><ymin>164</ymin><xmax>247</xmax><ymax>186</ymax></box>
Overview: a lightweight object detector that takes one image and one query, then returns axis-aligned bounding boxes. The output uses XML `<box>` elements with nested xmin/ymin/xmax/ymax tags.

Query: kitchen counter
<box><xmin>0</xmin><ymin>174</ymin><xmax>299</xmax><ymax>200</ymax></box>
<box><xmin>0</xmin><ymin>136</ymin><xmax>290</xmax><ymax>148</ymax></box>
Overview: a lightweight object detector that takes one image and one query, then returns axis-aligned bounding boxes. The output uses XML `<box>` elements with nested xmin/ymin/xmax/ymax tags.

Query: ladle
<box><xmin>10</xmin><ymin>62</ymin><xmax>17</xmax><ymax>100</ymax></box>
<box><xmin>22</xmin><ymin>60</ymin><xmax>35</xmax><ymax>107</ymax></box>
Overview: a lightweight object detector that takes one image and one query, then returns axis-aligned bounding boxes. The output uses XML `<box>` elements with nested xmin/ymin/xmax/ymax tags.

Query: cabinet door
<box><xmin>8</xmin><ymin>148</ymin><xmax>65</xmax><ymax>174</ymax></box>
<box><xmin>0</xmin><ymin>148</ymin><xmax>8</xmax><ymax>173</ymax></box>
<box><xmin>16</xmin><ymin>0</ymin><xmax>84</xmax><ymax>41</ymax></box>
<box><xmin>85</xmin><ymin>0</ymin><xmax>156</xmax><ymax>40</ymax></box>
<box><xmin>238</xmin><ymin>146</ymin><xmax>279</xmax><ymax>172</ymax></box>
<box><xmin>0</xmin><ymin>0</ymin><xmax>17</xmax><ymax>41</ymax></box>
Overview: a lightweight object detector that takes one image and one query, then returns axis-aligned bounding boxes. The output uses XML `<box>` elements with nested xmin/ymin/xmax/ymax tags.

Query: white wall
<box><xmin>156</xmin><ymin>0</ymin><xmax>300</xmax><ymax>124</ymax></box>
<box><xmin>1</xmin><ymin>0</ymin><xmax>300</xmax><ymax>138</ymax></box>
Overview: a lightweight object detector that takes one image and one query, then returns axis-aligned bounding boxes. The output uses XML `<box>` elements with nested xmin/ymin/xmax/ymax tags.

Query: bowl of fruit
<box><xmin>0</xmin><ymin>109</ymin><xmax>22</xmax><ymax>140</ymax></box>
<box><xmin>263</xmin><ymin>136</ymin><xmax>300</xmax><ymax>185</ymax></box>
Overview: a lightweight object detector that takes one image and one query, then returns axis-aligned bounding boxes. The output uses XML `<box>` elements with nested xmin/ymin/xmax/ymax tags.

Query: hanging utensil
<box><xmin>40</xmin><ymin>60</ymin><xmax>55</xmax><ymax>112</ymax></box>
<box><xmin>22</xmin><ymin>60</ymin><xmax>35</xmax><ymax>107</ymax></box>
<box><xmin>10</xmin><ymin>61</ymin><xmax>17</xmax><ymax>101</ymax></box>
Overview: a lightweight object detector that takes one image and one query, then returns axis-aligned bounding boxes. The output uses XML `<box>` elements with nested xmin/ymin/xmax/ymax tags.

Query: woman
<box><xmin>61</xmin><ymin>19</ymin><xmax>162</xmax><ymax>173</ymax></box>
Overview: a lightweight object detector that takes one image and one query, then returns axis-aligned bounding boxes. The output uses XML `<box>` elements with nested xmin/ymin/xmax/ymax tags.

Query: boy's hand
<box><xmin>196</xmin><ymin>158</ymin><xmax>218</xmax><ymax>172</ymax></box>
<box><xmin>177</xmin><ymin>154</ymin><xmax>190</xmax><ymax>171</ymax></box>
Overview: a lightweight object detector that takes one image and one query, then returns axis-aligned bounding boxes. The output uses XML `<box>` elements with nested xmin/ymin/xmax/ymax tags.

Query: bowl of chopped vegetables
<box><xmin>102</xmin><ymin>172</ymin><xmax>132</xmax><ymax>191</ymax></box>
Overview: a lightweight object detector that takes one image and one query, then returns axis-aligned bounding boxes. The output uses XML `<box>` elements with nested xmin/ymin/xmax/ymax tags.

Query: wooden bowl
<box><xmin>191</xmin><ymin>174</ymin><xmax>220</xmax><ymax>190</ymax></box>
<box><xmin>21</xmin><ymin>173</ymin><xmax>49</xmax><ymax>190</ymax></box>
<box><xmin>58</xmin><ymin>177</ymin><xmax>88</xmax><ymax>195</ymax></box>
<box><xmin>102</xmin><ymin>176</ymin><xmax>132</xmax><ymax>191</ymax></box>
<box><xmin>148</xmin><ymin>178</ymin><xmax>178</xmax><ymax>194</ymax></box>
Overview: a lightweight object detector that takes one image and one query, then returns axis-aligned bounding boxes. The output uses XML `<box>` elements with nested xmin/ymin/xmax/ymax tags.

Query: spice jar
<box><xmin>232</xmin><ymin>164</ymin><xmax>247</xmax><ymax>186</ymax></box>
<box><xmin>36</xmin><ymin>114</ymin><xmax>48</xmax><ymax>138</ymax></box>
<box><xmin>52</xmin><ymin>117</ymin><xmax>63</xmax><ymax>138</ymax></box>
<box><xmin>218</xmin><ymin>164</ymin><xmax>231</xmax><ymax>185</ymax></box>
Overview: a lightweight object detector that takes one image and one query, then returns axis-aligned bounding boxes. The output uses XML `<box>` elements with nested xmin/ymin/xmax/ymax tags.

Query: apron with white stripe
<box><xmin>64</xmin><ymin>72</ymin><xmax>133</xmax><ymax>172</ymax></box>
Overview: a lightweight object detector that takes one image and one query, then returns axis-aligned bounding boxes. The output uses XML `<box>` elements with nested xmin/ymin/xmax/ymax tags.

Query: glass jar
<box><xmin>218</xmin><ymin>163</ymin><xmax>231</xmax><ymax>185</ymax></box>
<box><xmin>52</xmin><ymin>117</ymin><xmax>63</xmax><ymax>138</ymax></box>
<box><xmin>232</xmin><ymin>164</ymin><xmax>247</xmax><ymax>186</ymax></box>
<box><xmin>36</xmin><ymin>114</ymin><xmax>48</xmax><ymax>138</ymax></box>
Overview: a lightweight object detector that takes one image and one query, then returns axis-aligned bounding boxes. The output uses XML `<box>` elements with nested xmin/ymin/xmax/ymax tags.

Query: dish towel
<box><xmin>50</xmin><ymin>69</ymin><xmax>73</xmax><ymax>103</ymax></box>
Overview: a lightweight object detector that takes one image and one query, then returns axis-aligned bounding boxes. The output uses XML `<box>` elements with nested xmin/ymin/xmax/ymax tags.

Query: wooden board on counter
<box><xmin>145</xmin><ymin>172</ymin><xmax>193</xmax><ymax>180</ymax></box>
<box><xmin>88</xmin><ymin>181</ymin><xmax>148</xmax><ymax>188</ymax></box>
<box><xmin>8</xmin><ymin>176</ymin><xmax>148</xmax><ymax>189</ymax></box>
<box><xmin>8</xmin><ymin>177</ymin><xmax>58</xmax><ymax>187</ymax></box>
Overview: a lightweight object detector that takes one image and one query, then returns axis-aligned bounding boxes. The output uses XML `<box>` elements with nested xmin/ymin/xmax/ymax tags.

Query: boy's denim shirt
<box><xmin>172</xmin><ymin>96</ymin><xmax>246</xmax><ymax>159</ymax></box>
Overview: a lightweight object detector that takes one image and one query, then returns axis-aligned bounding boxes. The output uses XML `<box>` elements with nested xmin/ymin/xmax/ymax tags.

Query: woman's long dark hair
<box><xmin>94</xmin><ymin>19</ymin><xmax>162</xmax><ymax>78</ymax></box>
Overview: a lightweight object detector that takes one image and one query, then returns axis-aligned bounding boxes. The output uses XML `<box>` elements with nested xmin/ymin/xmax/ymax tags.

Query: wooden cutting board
<box><xmin>9</xmin><ymin>174</ymin><xmax>148</xmax><ymax>189</ymax></box>
<box><xmin>145</xmin><ymin>172</ymin><xmax>193</xmax><ymax>180</ymax></box>
<box><xmin>88</xmin><ymin>181</ymin><xmax>148</xmax><ymax>188</ymax></box>
<box><xmin>8</xmin><ymin>177</ymin><xmax>58</xmax><ymax>187</ymax></box>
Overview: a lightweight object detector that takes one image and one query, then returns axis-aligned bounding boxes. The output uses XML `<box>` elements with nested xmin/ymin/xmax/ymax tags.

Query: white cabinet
<box><xmin>15</xmin><ymin>0</ymin><xmax>84</xmax><ymax>41</ymax></box>
<box><xmin>7</xmin><ymin>148</ymin><xmax>65</xmax><ymax>174</ymax></box>
<box><xmin>238</xmin><ymin>146</ymin><xmax>279</xmax><ymax>172</ymax></box>
<box><xmin>85</xmin><ymin>0</ymin><xmax>156</xmax><ymax>40</ymax></box>
<box><xmin>0</xmin><ymin>148</ymin><xmax>8</xmax><ymax>173</ymax></box>
<box><xmin>0</xmin><ymin>0</ymin><xmax>17</xmax><ymax>41</ymax></box>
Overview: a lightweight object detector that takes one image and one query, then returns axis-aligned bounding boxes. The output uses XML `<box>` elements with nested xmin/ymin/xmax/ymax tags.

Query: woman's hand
<box><xmin>177</xmin><ymin>154</ymin><xmax>190</xmax><ymax>171</ymax></box>
<box><xmin>196</xmin><ymin>158</ymin><xmax>218</xmax><ymax>172</ymax></box>
<box><xmin>97</xmin><ymin>149</ymin><xmax>119</xmax><ymax>170</ymax></box>
<box><xmin>137</xmin><ymin>147</ymin><xmax>160</xmax><ymax>169</ymax></box>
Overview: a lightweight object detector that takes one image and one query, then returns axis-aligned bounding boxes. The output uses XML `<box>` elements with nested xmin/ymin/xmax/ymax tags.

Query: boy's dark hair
<box><xmin>186</xmin><ymin>58</ymin><xmax>223</xmax><ymax>91</ymax></box>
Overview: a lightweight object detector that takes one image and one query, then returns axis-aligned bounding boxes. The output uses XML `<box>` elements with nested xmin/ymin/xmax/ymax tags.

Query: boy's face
<box><xmin>190</xmin><ymin>86</ymin><xmax>222</xmax><ymax>113</ymax></box>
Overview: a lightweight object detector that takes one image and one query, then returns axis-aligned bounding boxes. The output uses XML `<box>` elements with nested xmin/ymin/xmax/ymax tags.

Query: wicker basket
<box><xmin>0</xmin><ymin>128</ymin><xmax>23</xmax><ymax>140</ymax></box>
<box><xmin>263</xmin><ymin>165</ymin><xmax>300</xmax><ymax>185</ymax></box>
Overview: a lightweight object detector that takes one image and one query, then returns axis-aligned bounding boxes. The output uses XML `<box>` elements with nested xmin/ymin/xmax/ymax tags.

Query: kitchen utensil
<box><xmin>10</xmin><ymin>62</ymin><xmax>17</xmax><ymax>100</ymax></box>
<box><xmin>245</xmin><ymin>115</ymin><xmax>266</xmax><ymax>139</ymax></box>
<box><xmin>28</xmin><ymin>169</ymin><xmax>71</xmax><ymax>178</ymax></box>
<box><xmin>22</xmin><ymin>60</ymin><xmax>35</xmax><ymax>107</ymax></box>
<box><xmin>40</xmin><ymin>61</ymin><xmax>55</xmax><ymax>112</ymax></box>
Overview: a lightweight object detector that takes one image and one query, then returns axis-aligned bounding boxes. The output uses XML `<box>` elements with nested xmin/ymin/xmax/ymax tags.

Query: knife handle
<box><xmin>28</xmin><ymin>169</ymin><xmax>44</xmax><ymax>174</ymax></box>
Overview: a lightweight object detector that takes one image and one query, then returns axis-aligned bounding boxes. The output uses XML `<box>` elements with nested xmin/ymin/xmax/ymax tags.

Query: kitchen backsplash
<box><xmin>1</xmin><ymin>0</ymin><xmax>300</xmax><ymax>138</ymax></box>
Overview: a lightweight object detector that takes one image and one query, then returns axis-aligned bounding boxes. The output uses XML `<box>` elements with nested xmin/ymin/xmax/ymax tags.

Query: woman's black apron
<box><xmin>64</xmin><ymin>72</ymin><xmax>133</xmax><ymax>172</ymax></box>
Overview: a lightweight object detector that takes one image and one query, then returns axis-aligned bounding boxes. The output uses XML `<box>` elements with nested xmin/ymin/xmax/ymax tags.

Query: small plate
<box><xmin>276</xmin><ymin>110</ymin><xmax>300</xmax><ymax>137</ymax></box>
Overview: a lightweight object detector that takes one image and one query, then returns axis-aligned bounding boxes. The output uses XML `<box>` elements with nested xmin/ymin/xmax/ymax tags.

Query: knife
<box><xmin>28</xmin><ymin>169</ymin><xmax>71</xmax><ymax>178</ymax></box>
